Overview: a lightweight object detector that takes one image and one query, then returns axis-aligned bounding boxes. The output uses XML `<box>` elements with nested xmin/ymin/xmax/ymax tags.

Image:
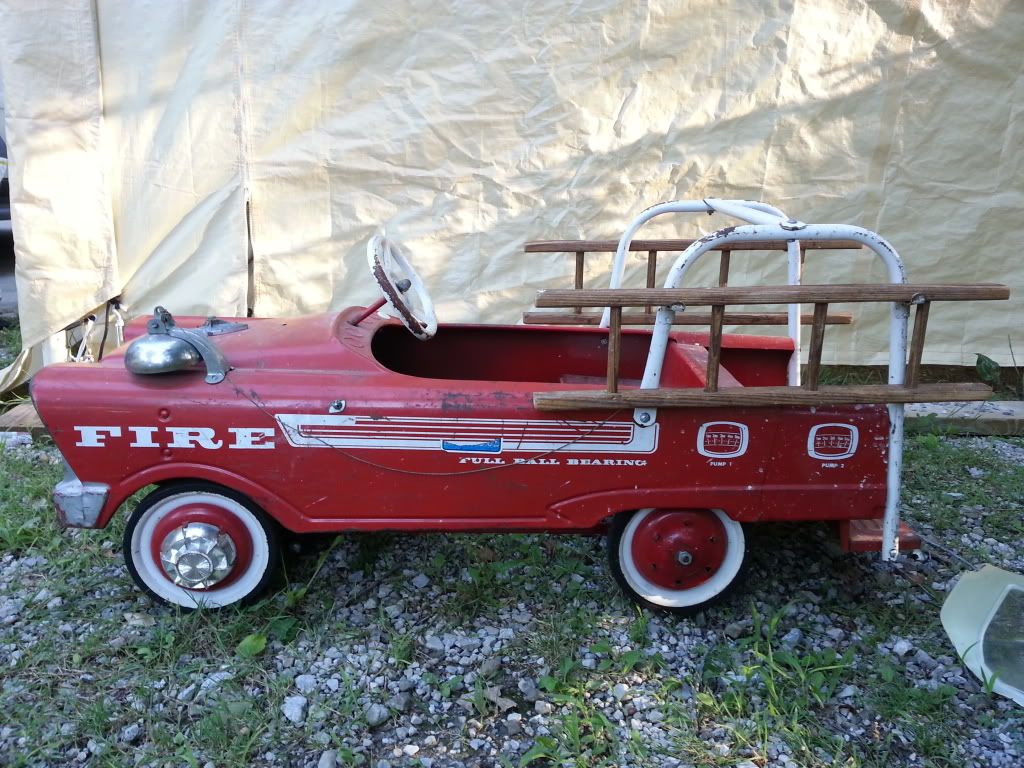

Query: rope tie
<box><xmin>73</xmin><ymin>315</ymin><xmax>97</xmax><ymax>362</ymax></box>
<box><xmin>111</xmin><ymin>304</ymin><xmax>126</xmax><ymax>347</ymax></box>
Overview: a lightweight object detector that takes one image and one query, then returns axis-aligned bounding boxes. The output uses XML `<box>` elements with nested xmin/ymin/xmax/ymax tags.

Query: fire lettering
<box><xmin>72</xmin><ymin>426</ymin><xmax>276</xmax><ymax>450</ymax></box>
<box><xmin>74</xmin><ymin>426</ymin><xmax>121</xmax><ymax>447</ymax></box>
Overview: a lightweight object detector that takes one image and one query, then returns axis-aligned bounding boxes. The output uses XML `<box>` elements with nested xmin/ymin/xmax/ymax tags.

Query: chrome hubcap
<box><xmin>159</xmin><ymin>522</ymin><xmax>236</xmax><ymax>589</ymax></box>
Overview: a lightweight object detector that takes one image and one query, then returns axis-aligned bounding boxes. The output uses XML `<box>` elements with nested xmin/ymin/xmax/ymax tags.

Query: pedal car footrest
<box><xmin>839</xmin><ymin>519</ymin><xmax>922</xmax><ymax>553</ymax></box>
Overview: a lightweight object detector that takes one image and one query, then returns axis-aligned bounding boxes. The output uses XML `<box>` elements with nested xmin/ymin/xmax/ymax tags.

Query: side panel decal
<box><xmin>808</xmin><ymin>423</ymin><xmax>859</xmax><ymax>460</ymax></box>
<box><xmin>275</xmin><ymin>414</ymin><xmax>660</xmax><ymax>455</ymax></box>
<box><xmin>697</xmin><ymin>421</ymin><xmax>749</xmax><ymax>459</ymax></box>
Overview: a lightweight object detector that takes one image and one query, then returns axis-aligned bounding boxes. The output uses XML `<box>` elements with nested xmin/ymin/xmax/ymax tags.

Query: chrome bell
<box><xmin>124</xmin><ymin>306</ymin><xmax>241</xmax><ymax>384</ymax></box>
<box><xmin>125</xmin><ymin>333</ymin><xmax>201</xmax><ymax>375</ymax></box>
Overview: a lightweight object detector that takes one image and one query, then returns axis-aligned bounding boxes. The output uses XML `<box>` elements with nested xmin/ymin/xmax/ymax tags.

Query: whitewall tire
<box><xmin>122</xmin><ymin>482</ymin><xmax>279</xmax><ymax>609</ymax></box>
<box><xmin>608</xmin><ymin>508</ymin><xmax>746</xmax><ymax>615</ymax></box>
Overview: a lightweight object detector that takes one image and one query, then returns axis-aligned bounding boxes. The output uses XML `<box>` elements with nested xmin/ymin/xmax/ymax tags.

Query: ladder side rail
<box><xmin>524</xmin><ymin>237</ymin><xmax>865</xmax><ymax>253</ymax></box>
<box><xmin>521</xmin><ymin>310</ymin><xmax>855</xmax><ymax>326</ymax></box>
<box><xmin>534</xmin><ymin>284</ymin><xmax>1005</xmax><ymax>307</ymax></box>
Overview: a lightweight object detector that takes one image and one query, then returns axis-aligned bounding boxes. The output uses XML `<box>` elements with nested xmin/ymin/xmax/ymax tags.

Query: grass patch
<box><xmin>0</xmin><ymin>322</ymin><xmax>20</xmax><ymax>360</ymax></box>
<box><xmin>903</xmin><ymin>433</ymin><xmax>1024</xmax><ymax>542</ymax></box>
<box><xmin>0</xmin><ymin>447</ymin><xmax>343</xmax><ymax>767</ymax></box>
<box><xmin>518</xmin><ymin>703</ymin><xmax>619</xmax><ymax>767</ymax></box>
<box><xmin>0</xmin><ymin>444</ymin><xmax>63</xmax><ymax>551</ymax></box>
<box><xmin>691</xmin><ymin>605</ymin><xmax>856</xmax><ymax>765</ymax></box>
<box><xmin>429</xmin><ymin>534</ymin><xmax>601</xmax><ymax>622</ymax></box>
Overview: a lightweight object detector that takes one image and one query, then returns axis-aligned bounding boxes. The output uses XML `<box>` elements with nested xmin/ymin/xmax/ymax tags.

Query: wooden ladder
<box><xmin>531</xmin><ymin>282</ymin><xmax>1010</xmax><ymax>411</ymax></box>
<box><xmin>522</xmin><ymin>238</ymin><xmax>859</xmax><ymax>327</ymax></box>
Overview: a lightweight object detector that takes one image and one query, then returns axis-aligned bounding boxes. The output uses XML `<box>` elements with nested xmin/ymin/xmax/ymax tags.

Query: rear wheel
<box><xmin>608</xmin><ymin>508</ymin><xmax>746</xmax><ymax>615</ymax></box>
<box><xmin>123</xmin><ymin>482</ymin><xmax>279</xmax><ymax>609</ymax></box>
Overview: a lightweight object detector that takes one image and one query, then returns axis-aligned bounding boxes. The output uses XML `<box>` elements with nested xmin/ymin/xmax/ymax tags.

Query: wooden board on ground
<box><xmin>906</xmin><ymin>400</ymin><xmax>1024</xmax><ymax>437</ymax></box>
<box><xmin>0</xmin><ymin>402</ymin><xmax>47</xmax><ymax>438</ymax></box>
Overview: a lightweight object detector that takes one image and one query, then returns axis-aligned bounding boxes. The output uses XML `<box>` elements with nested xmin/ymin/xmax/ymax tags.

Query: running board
<box><xmin>533</xmin><ymin>382</ymin><xmax>992</xmax><ymax>411</ymax></box>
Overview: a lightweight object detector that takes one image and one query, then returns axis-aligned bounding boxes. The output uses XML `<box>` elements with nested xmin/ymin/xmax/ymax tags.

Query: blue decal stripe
<box><xmin>441</xmin><ymin>438</ymin><xmax>502</xmax><ymax>453</ymax></box>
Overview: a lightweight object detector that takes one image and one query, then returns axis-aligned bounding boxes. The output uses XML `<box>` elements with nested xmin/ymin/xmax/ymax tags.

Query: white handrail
<box><xmin>601</xmin><ymin>198</ymin><xmax>805</xmax><ymax>382</ymax></box>
<box><xmin>610</xmin><ymin>203</ymin><xmax>910</xmax><ymax>562</ymax></box>
<box><xmin>600</xmin><ymin>199</ymin><xmax>790</xmax><ymax>328</ymax></box>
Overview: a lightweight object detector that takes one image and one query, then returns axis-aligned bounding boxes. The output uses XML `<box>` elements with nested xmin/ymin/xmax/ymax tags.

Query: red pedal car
<box><xmin>31</xmin><ymin>200</ymin><xmax>1008</xmax><ymax>612</ymax></box>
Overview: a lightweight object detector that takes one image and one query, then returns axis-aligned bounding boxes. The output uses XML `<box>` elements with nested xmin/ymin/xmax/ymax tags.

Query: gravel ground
<box><xmin>0</xmin><ymin>434</ymin><xmax>1022</xmax><ymax>767</ymax></box>
<box><xmin>0</xmin><ymin>322</ymin><xmax>18</xmax><ymax>368</ymax></box>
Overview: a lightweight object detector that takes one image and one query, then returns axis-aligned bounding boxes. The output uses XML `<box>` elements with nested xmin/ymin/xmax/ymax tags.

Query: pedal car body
<box><xmin>31</xmin><ymin>199</ymin><xmax>1008</xmax><ymax>611</ymax></box>
<box><xmin>35</xmin><ymin>313</ymin><xmax>890</xmax><ymax>533</ymax></box>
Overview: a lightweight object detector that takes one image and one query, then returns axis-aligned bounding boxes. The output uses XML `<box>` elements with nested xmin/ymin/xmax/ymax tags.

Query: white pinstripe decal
<box><xmin>275</xmin><ymin>414</ymin><xmax>659</xmax><ymax>454</ymax></box>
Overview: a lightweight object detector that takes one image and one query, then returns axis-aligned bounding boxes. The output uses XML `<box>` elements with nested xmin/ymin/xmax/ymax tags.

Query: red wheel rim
<box><xmin>150</xmin><ymin>503</ymin><xmax>254</xmax><ymax>590</ymax></box>
<box><xmin>629</xmin><ymin>510</ymin><xmax>728</xmax><ymax>590</ymax></box>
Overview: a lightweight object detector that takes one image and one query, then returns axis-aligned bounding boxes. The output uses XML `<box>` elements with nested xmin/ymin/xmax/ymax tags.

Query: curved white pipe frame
<box><xmin>600</xmin><ymin>199</ymin><xmax>789</xmax><ymax>328</ymax></box>
<box><xmin>608</xmin><ymin>204</ymin><xmax>910</xmax><ymax>562</ymax></box>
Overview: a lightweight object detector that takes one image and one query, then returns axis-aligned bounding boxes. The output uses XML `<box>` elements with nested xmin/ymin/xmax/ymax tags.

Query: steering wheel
<box><xmin>366</xmin><ymin>235</ymin><xmax>438</xmax><ymax>340</ymax></box>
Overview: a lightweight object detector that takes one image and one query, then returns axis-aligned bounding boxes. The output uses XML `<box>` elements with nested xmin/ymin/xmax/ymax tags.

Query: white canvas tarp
<box><xmin>1</xmin><ymin>0</ymin><xmax>1021</xmax><ymax>391</ymax></box>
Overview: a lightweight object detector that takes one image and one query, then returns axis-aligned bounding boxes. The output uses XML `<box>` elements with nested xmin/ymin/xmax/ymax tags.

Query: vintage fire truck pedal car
<box><xmin>31</xmin><ymin>199</ymin><xmax>1010</xmax><ymax>613</ymax></box>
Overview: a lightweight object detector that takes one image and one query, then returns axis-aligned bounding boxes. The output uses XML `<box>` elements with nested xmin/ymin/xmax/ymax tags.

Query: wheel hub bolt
<box><xmin>676</xmin><ymin>550</ymin><xmax>693</xmax><ymax>566</ymax></box>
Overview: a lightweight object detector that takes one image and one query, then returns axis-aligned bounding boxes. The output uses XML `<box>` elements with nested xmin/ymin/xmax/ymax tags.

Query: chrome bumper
<box><xmin>54</xmin><ymin>461</ymin><xmax>109</xmax><ymax>528</ymax></box>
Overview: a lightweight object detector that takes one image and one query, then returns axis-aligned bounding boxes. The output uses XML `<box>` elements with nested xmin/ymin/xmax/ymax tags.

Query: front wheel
<box><xmin>123</xmin><ymin>482</ymin><xmax>280</xmax><ymax>609</ymax></box>
<box><xmin>608</xmin><ymin>508</ymin><xmax>746</xmax><ymax>615</ymax></box>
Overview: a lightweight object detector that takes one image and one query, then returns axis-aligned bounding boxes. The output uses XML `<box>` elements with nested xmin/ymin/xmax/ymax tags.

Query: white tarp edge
<box><xmin>1</xmin><ymin>0</ymin><xmax>1021</xmax><ymax>393</ymax></box>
